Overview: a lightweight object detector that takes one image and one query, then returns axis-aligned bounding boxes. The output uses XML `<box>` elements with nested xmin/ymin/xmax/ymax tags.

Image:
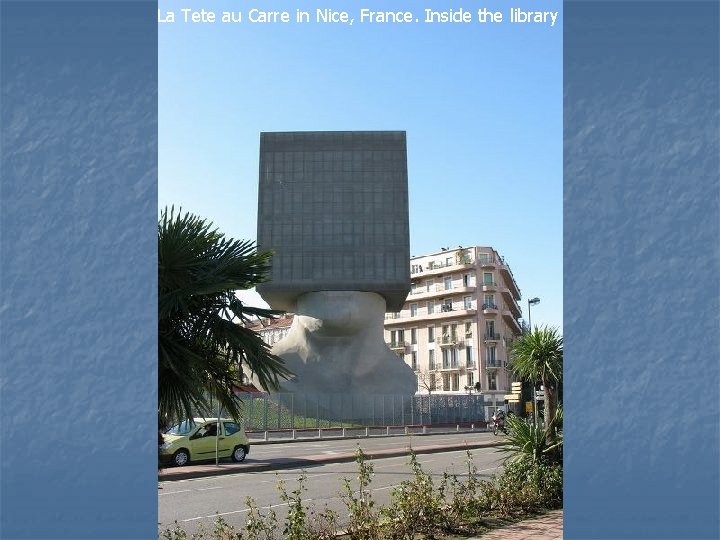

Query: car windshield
<box><xmin>165</xmin><ymin>420</ymin><xmax>197</xmax><ymax>436</ymax></box>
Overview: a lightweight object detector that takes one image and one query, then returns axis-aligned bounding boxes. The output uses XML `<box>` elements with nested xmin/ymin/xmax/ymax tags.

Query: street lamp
<box><xmin>527</xmin><ymin>297</ymin><xmax>540</xmax><ymax>331</ymax></box>
<box><xmin>526</xmin><ymin>296</ymin><xmax>540</xmax><ymax>425</ymax></box>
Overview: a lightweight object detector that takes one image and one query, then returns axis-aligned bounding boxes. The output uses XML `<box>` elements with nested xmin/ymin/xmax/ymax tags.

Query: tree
<box><xmin>158</xmin><ymin>207</ymin><xmax>293</xmax><ymax>427</ymax></box>
<box><xmin>416</xmin><ymin>370</ymin><xmax>436</xmax><ymax>394</ymax></box>
<box><xmin>509</xmin><ymin>325</ymin><xmax>563</xmax><ymax>441</ymax></box>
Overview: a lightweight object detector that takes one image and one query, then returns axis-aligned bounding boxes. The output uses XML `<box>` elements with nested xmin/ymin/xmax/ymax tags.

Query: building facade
<box><xmin>383</xmin><ymin>246</ymin><xmax>523</xmax><ymax>412</ymax></box>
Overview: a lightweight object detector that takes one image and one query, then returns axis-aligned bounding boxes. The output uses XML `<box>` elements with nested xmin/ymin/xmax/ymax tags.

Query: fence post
<box><xmin>263</xmin><ymin>396</ymin><xmax>268</xmax><ymax>431</ymax></box>
<box><xmin>290</xmin><ymin>393</ymin><xmax>295</xmax><ymax>430</ymax></box>
<box><xmin>292</xmin><ymin>429</ymin><xmax>296</xmax><ymax>440</ymax></box>
<box><xmin>365</xmin><ymin>426</ymin><xmax>369</xmax><ymax>438</ymax></box>
<box><xmin>386</xmin><ymin>426</ymin><xmax>390</xmax><ymax>436</ymax></box>
<box><xmin>318</xmin><ymin>428</ymin><xmax>322</xmax><ymax>440</ymax></box>
<box><xmin>277</xmin><ymin>398</ymin><xmax>281</xmax><ymax>430</ymax></box>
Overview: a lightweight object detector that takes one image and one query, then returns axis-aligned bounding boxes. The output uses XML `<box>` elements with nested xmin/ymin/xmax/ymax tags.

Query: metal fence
<box><xmin>228</xmin><ymin>392</ymin><xmax>486</xmax><ymax>431</ymax></box>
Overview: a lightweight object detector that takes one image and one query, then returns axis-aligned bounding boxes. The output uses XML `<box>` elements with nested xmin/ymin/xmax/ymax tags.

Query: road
<box><xmin>159</xmin><ymin>434</ymin><xmax>505</xmax><ymax>537</ymax></box>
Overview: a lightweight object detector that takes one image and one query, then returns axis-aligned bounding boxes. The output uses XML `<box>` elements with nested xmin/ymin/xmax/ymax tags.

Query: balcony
<box><xmin>388</xmin><ymin>341</ymin><xmax>408</xmax><ymax>351</ymax></box>
<box><xmin>497</xmin><ymin>257</ymin><xmax>521</xmax><ymax>298</ymax></box>
<box><xmin>481</xmin><ymin>281</ymin><xmax>498</xmax><ymax>292</ymax></box>
<box><xmin>482</xmin><ymin>303</ymin><xmax>499</xmax><ymax>315</ymax></box>
<box><xmin>484</xmin><ymin>333</ymin><xmax>501</xmax><ymax>341</ymax></box>
<box><xmin>502</xmin><ymin>311</ymin><xmax>523</xmax><ymax>334</ymax></box>
<box><xmin>478</xmin><ymin>256</ymin><xmax>498</xmax><ymax>269</ymax></box>
<box><xmin>486</xmin><ymin>361</ymin><xmax>502</xmax><ymax>369</ymax></box>
<box><xmin>440</xmin><ymin>362</ymin><xmax>462</xmax><ymax>371</ymax></box>
<box><xmin>501</xmin><ymin>288</ymin><xmax>522</xmax><ymax>317</ymax></box>
<box><xmin>407</xmin><ymin>285</ymin><xmax>477</xmax><ymax>301</ymax></box>
<box><xmin>410</xmin><ymin>260</ymin><xmax>475</xmax><ymax>279</ymax></box>
<box><xmin>439</xmin><ymin>333</ymin><xmax>460</xmax><ymax>347</ymax></box>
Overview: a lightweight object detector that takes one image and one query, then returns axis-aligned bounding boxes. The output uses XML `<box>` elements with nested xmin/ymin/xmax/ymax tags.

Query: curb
<box><xmin>159</xmin><ymin>440</ymin><xmax>508</xmax><ymax>482</ymax></box>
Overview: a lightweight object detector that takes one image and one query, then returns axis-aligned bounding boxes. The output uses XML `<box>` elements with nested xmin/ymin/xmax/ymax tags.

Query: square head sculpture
<box><xmin>257</xmin><ymin>131</ymin><xmax>411</xmax><ymax>312</ymax></box>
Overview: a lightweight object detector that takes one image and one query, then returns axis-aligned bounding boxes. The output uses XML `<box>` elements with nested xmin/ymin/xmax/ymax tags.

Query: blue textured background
<box><xmin>0</xmin><ymin>1</ymin><xmax>157</xmax><ymax>538</ymax></box>
<box><xmin>565</xmin><ymin>1</ymin><xmax>719</xmax><ymax>538</ymax></box>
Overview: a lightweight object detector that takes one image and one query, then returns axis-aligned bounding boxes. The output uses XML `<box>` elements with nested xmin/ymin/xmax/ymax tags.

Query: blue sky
<box><xmin>159</xmin><ymin>1</ymin><xmax>563</xmax><ymax>330</ymax></box>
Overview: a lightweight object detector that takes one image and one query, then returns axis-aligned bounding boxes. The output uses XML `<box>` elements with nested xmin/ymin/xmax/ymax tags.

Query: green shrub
<box><xmin>340</xmin><ymin>447</ymin><xmax>383</xmax><ymax>539</ymax></box>
<box><xmin>479</xmin><ymin>458</ymin><xmax>563</xmax><ymax>516</ymax></box>
<box><xmin>243</xmin><ymin>496</ymin><xmax>277</xmax><ymax>540</ymax></box>
<box><xmin>382</xmin><ymin>450</ymin><xmax>448</xmax><ymax>538</ymax></box>
<box><xmin>500</xmin><ymin>414</ymin><xmax>563</xmax><ymax>465</ymax></box>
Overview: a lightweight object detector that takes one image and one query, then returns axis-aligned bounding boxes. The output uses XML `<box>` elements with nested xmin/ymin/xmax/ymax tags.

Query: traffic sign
<box><xmin>511</xmin><ymin>382</ymin><xmax>522</xmax><ymax>392</ymax></box>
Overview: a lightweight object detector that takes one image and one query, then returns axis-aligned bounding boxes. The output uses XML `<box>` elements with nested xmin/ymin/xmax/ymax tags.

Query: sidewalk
<box><xmin>471</xmin><ymin>510</ymin><xmax>563</xmax><ymax>540</ymax></box>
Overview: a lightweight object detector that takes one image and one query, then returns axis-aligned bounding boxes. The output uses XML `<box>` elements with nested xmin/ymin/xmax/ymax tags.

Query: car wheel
<box><xmin>173</xmin><ymin>449</ymin><xmax>190</xmax><ymax>467</ymax></box>
<box><xmin>231</xmin><ymin>446</ymin><xmax>247</xmax><ymax>463</ymax></box>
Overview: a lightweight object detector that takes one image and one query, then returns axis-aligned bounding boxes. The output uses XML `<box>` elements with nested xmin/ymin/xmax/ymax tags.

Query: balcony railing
<box><xmin>440</xmin><ymin>304</ymin><xmax>454</xmax><ymax>312</ymax></box>
<box><xmin>486</xmin><ymin>361</ymin><xmax>502</xmax><ymax>368</ymax></box>
<box><xmin>388</xmin><ymin>341</ymin><xmax>408</xmax><ymax>350</ymax></box>
<box><xmin>439</xmin><ymin>333</ymin><xmax>459</xmax><ymax>346</ymax></box>
<box><xmin>482</xmin><ymin>303</ymin><xmax>499</xmax><ymax>310</ymax></box>
<box><xmin>484</xmin><ymin>333</ymin><xmax>501</xmax><ymax>340</ymax></box>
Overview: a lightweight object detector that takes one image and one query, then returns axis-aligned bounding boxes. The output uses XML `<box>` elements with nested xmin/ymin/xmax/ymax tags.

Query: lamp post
<box><xmin>526</xmin><ymin>297</ymin><xmax>540</xmax><ymax>426</ymax></box>
<box><xmin>527</xmin><ymin>297</ymin><xmax>540</xmax><ymax>332</ymax></box>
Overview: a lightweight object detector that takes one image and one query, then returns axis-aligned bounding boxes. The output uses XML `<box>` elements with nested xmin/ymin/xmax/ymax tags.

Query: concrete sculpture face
<box><xmin>256</xmin><ymin>131</ymin><xmax>417</xmax><ymax>408</ymax></box>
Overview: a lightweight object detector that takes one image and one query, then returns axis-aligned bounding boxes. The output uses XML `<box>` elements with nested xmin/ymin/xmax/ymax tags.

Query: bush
<box><xmin>479</xmin><ymin>457</ymin><xmax>563</xmax><ymax>516</ymax></box>
<box><xmin>382</xmin><ymin>451</ymin><xmax>448</xmax><ymax>538</ymax></box>
<box><xmin>500</xmin><ymin>414</ymin><xmax>563</xmax><ymax>466</ymax></box>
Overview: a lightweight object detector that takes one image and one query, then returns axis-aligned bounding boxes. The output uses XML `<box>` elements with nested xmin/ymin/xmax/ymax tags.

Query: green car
<box><xmin>160</xmin><ymin>418</ymin><xmax>250</xmax><ymax>466</ymax></box>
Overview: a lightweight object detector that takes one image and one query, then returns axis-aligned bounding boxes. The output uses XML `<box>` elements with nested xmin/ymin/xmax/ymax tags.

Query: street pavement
<box><xmin>159</xmin><ymin>431</ymin><xmax>505</xmax><ymax>481</ymax></box>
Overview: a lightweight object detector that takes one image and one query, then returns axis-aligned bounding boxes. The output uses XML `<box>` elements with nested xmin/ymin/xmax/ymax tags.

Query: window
<box><xmin>446</xmin><ymin>257</ymin><xmax>453</xmax><ymax>266</ymax></box>
<box><xmin>467</xmin><ymin>372</ymin><xmax>475</xmax><ymax>387</ymax></box>
<box><xmin>429</xmin><ymin>373</ymin><xmax>437</xmax><ymax>390</ymax></box>
<box><xmin>478</xmin><ymin>253</ymin><xmax>491</xmax><ymax>264</ymax></box>
<box><xmin>411</xmin><ymin>328</ymin><xmax>417</xmax><ymax>344</ymax></box>
<box><xmin>488</xmin><ymin>372</ymin><xmax>497</xmax><ymax>391</ymax></box>
<box><xmin>486</xmin><ymin>346</ymin><xmax>497</xmax><ymax>367</ymax></box>
<box><xmin>465</xmin><ymin>322</ymin><xmax>472</xmax><ymax>337</ymax></box>
<box><xmin>483</xmin><ymin>294</ymin><xmax>496</xmax><ymax>309</ymax></box>
<box><xmin>442</xmin><ymin>373</ymin><xmax>451</xmax><ymax>391</ymax></box>
<box><xmin>426</xmin><ymin>280</ymin><xmax>433</xmax><ymax>292</ymax></box>
<box><xmin>466</xmin><ymin>346</ymin><xmax>473</xmax><ymax>366</ymax></box>
<box><xmin>450</xmin><ymin>348</ymin><xmax>458</xmax><ymax>368</ymax></box>
<box><xmin>483</xmin><ymin>272</ymin><xmax>494</xmax><ymax>285</ymax></box>
<box><xmin>442</xmin><ymin>298</ymin><xmax>453</xmax><ymax>312</ymax></box>
<box><xmin>463</xmin><ymin>296</ymin><xmax>473</xmax><ymax>309</ymax></box>
<box><xmin>463</xmin><ymin>273</ymin><xmax>471</xmax><ymax>287</ymax></box>
<box><xmin>411</xmin><ymin>351</ymin><xmax>418</xmax><ymax>370</ymax></box>
<box><xmin>444</xmin><ymin>276</ymin><xmax>453</xmax><ymax>290</ymax></box>
<box><xmin>442</xmin><ymin>348</ymin><xmax>450</xmax><ymax>369</ymax></box>
<box><xmin>428</xmin><ymin>326</ymin><xmax>435</xmax><ymax>343</ymax></box>
<box><xmin>223</xmin><ymin>422</ymin><xmax>241</xmax><ymax>436</ymax></box>
<box><xmin>410</xmin><ymin>303</ymin><xmax>418</xmax><ymax>317</ymax></box>
<box><xmin>452</xmin><ymin>373</ymin><xmax>460</xmax><ymax>391</ymax></box>
<box><xmin>427</xmin><ymin>300</ymin><xmax>434</xmax><ymax>314</ymax></box>
<box><xmin>428</xmin><ymin>349</ymin><xmax>435</xmax><ymax>370</ymax></box>
<box><xmin>485</xmin><ymin>320</ymin><xmax>496</xmax><ymax>338</ymax></box>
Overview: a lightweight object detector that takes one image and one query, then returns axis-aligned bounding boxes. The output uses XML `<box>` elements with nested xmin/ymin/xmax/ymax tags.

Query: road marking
<box><xmin>197</xmin><ymin>486</ymin><xmax>223</xmax><ymax>491</ymax></box>
<box><xmin>158</xmin><ymin>489</ymin><xmax>191</xmax><ymax>496</ymax></box>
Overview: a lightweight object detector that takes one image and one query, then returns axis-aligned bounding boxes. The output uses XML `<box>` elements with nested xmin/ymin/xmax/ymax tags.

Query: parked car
<box><xmin>160</xmin><ymin>418</ymin><xmax>250</xmax><ymax>466</ymax></box>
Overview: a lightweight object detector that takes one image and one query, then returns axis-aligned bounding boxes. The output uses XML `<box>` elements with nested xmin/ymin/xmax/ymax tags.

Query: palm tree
<box><xmin>158</xmin><ymin>206</ymin><xmax>293</xmax><ymax>427</ymax></box>
<box><xmin>509</xmin><ymin>325</ymin><xmax>563</xmax><ymax>440</ymax></box>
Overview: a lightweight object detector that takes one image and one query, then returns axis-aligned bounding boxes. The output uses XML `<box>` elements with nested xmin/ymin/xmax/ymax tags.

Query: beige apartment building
<box><xmin>383</xmin><ymin>246</ymin><xmax>522</xmax><ymax>407</ymax></box>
